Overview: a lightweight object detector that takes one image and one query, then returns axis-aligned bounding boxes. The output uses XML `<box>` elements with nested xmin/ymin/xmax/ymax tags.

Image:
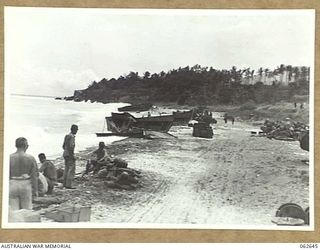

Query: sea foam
<box><xmin>5</xmin><ymin>95</ymin><xmax>128</xmax><ymax>160</ymax></box>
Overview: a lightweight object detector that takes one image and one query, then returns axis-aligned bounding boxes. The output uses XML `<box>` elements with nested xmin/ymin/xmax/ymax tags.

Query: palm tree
<box><xmin>126</xmin><ymin>71</ymin><xmax>140</xmax><ymax>80</ymax></box>
<box><xmin>264</xmin><ymin>68</ymin><xmax>269</xmax><ymax>84</ymax></box>
<box><xmin>243</xmin><ymin>68</ymin><xmax>251</xmax><ymax>85</ymax></box>
<box><xmin>250</xmin><ymin>70</ymin><xmax>255</xmax><ymax>85</ymax></box>
<box><xmin>143</xmin><ymin>71</ymin><xmax>150</xmax><ymax>79</ymax></box>
<box><xmin>230</xmin><ymin>66</ymin><xmax>242</xmax><ymax>86</ymax></box>
<box><xmin>286</xmin><ymin>65</ymin><xmax>293</xmax><ymax>83</ymax></box>
<box><xmin>159</xmin><ymin>71</ymin><xmax>166</xmax><ymax>78</ymax></box>
<box><xmin>191</xmin><ymin>64</ymin><xmax>202</xmax><ymax>73</ymax></box>
<box><xmin>258</xmin><ymin>67</ymin><xmax>263</xmax><ymax>83</ymax></box>
<box><xmin>277</xmin><ymin>64</ymin><xmax>285</xmax><ymax>85</ymax></box>
<box><xmin>293</xmin><ymin>67</ymin><xmax>300</xmax><ymax>82</ymax></box>
<box><xmin>301</xmin><ymin>66</ymin><xmax>309</xmax><ymax>81</ymax></box>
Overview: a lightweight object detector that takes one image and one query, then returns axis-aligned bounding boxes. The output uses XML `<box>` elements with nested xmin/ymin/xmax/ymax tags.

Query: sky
<box><xmin>5</xmin><ymin>8</ymin><xmax>315</xmax><ymax>96</ymax></box>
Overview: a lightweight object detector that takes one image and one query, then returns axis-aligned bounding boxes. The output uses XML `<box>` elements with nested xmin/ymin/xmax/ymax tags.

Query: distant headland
<box><xmin>64</xmin><ymin>64</ymin><xmax>310</xmax><ymax>106</ymax></box>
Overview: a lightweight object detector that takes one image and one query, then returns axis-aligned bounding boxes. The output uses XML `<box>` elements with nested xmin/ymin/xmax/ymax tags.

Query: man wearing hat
<box><xmin>62</xmin><ymin>124</ymin><xmax>78</xmax><ymax>189</ymax></box>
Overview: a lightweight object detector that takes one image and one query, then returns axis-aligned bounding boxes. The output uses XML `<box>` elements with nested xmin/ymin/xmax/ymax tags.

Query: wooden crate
<box><xmin>45</xmin><ymin>205</ymin><xmax>91</xmax><ymax>222</ymax></box>
<box><xmin>9</xmin><ymin>209</ymin><xmax>41</xmax><ymax>222</ymax></box>
<box><xmin>79</xmin><ymin>206</ymin><xmax>91</xmax><ymax>222</ymax></box>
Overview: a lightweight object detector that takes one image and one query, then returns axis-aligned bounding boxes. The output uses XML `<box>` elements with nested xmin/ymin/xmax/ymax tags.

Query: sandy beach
<box><xmin>36</xmin><ymin>113</ymin><xmax>309</xmax><ymax>227</ymax></box>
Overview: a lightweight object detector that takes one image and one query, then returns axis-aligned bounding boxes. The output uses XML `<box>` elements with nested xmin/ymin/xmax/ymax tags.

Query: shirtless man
<box><xmin>85</xmin><ymin>141</ymin><xmax>112</xmax><ymax>175</ymax></box>
<box><xmin>9</xmin><ymin>137</ymin><xmax>38</xmax><ymax>210</ymax></box>
<box><xmin>38</xmin><ymin>153</ymin><xmax>57</xmax><ymax>194</ymax></box>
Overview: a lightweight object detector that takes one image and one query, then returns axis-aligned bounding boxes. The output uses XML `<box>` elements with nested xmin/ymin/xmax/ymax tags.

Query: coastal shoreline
<box><xmin>41</xmin><ymin>109</ymin><xmax>310</xmax><ymax>226</ymax></box>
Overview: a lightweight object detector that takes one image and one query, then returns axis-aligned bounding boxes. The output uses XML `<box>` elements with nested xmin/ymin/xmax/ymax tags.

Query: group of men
<box><xmin>9</xmin><ymin>124</ymin><xmax>79</xmax><ymax>211</ymax></box>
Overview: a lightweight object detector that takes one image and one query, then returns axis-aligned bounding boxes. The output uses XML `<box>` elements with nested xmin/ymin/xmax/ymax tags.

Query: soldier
<box><xmin>38</xmin><ymin>153</ymin><xmax>57</xmax><ymax>194</ymax></box>
<box><xmin>9</xmin><ymin>137</ymin><xmax>38</xmax><ymax>210</ymax></box>
<box><xmin>62</xmin><ymin>124</ymin><xmax>78</xmax><ymax>189</ymax></box>
<box><xmin>84</xmin><ymin>141</ymin><xmax>112</xmax><ymax>175</ymax></box>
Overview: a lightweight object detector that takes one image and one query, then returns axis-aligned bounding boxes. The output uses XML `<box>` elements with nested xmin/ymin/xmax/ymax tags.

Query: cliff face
<box><xmin>74</xmin><ymin>88</ymin><xmax>149</xmax><ymax>104</ymax></box>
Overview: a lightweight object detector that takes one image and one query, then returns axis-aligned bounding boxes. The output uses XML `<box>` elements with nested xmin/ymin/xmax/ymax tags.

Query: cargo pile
<box><xmin>260</xmin><ymin>119</ymin><xmax>308</xmax><ymax>141</ymax></box>
<box><xmin>191</xmin><ymin>107</ymin><xmax>217</xmax><ymax>125</ymax></box>
<box><xmin>188</xmin><ymin>107</ymin><xmax>216</xmax><ymax>138</ymax></box>
<box><xmin>84</xmin><ymin>157</ymin><xmax>142</xmax><ymax>190</ymax></box>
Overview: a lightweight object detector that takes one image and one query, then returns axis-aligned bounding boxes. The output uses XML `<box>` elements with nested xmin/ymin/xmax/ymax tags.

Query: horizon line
<box><xmin>11</xmin><ymin>93</ymin><xmax>61</xmax><ymax>98</ymax></box>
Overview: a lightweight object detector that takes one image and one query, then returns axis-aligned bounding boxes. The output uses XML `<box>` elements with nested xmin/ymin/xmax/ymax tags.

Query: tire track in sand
<box><xmin>126</xmin><ymin>139</ymin><xmax>216</xmax><ymax>224</ymax></box>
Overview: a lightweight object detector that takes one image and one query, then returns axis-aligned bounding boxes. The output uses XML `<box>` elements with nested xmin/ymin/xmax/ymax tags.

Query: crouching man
<box><xmin>38</xmin><ymin>153</ymin><xmax>57</xmax><ymax>194</ymax></box>
<box><xmin>84</xmin><ymin>141</ymin><xmax>112</xmax><ymax>175</ymax></box>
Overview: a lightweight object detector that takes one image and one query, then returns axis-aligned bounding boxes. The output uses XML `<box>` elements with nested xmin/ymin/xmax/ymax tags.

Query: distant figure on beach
<box><xmin>300</xmin><ymin>103</ymin><xmax>304</xmax><ymax>109</ymax></box>
<box><xmin>223</xmin><ymin>113</ymin><xmax>235</xmax><ymax>125</ymax></box>
<box><xmin>85</xmin><ymin>141</ymin><xmax>112</xmax><ymax>175</ymax></box>
<box><xmin>38</xmin><ymin>153</ymin><xmax>57</xmax><ymax>194</ymax></box>
<box><xmin>294</xmin><ymin>102</ymin><xmax>297</xmax><ymax>108</ymax></box>
<box><xmin>62</xmin><ymin>124</ymin><xmax>78</xmax><ymax>189</ymax></box>
<box><xmin>9</xmin><ymin>137</ymin><xmax>38</xmax><ymax>210</ymax></box>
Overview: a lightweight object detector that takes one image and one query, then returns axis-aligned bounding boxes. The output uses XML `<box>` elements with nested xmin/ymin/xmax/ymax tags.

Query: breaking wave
<box><xmin>5</xmin><ymin>95</ymin><xmax>128</xmax><ymax>159</ymax></box>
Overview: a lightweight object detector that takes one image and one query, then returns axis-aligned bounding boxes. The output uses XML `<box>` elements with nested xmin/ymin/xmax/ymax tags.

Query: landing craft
<box><xmin>96</xmin><ymin>112</ymin><xmax>174</xmax><ymax>137</ymax></box>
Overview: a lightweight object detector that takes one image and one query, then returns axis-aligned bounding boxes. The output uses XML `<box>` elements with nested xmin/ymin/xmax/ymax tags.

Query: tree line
<box><xmin>74</xmin><ymin>64</ymin><xmax>310</xmax><ymax>106</ymax></box>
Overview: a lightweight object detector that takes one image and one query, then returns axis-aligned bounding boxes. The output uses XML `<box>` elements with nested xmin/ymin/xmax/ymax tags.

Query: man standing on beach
<box><xmin>9</xmin><ymin>137</ymin><xmax>38</xmax><ymax>210</ymax></box>
<box><xmin>38</xmin><ymin>153</ymin><xmax>57</xmax><ymax>194</ymax></box>
<box><xmin>62</xmin><ymin>124</ymin><xmax>78</xmax><ymax>189</ymax></box>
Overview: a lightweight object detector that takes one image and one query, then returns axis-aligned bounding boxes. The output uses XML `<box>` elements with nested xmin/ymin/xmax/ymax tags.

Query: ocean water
<box><xmin>5</xmin><ymin>95</ymin><xmax>128</xmax><ymax>159</ymax></box>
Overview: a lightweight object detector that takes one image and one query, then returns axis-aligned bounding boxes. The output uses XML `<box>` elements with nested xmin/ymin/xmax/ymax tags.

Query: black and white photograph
<box><xmin>3</xmin><ymin>7</ymin><xmax>315</xmax><ymax>229</ymax></box>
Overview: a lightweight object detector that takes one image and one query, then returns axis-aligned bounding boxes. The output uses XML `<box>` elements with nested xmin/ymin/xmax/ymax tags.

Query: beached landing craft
<box><xmin>118</xmin><ymin>103</ymin><xmax>153</xmax><ymax>112</ymax></box>
<box><xmin>172</xmin><ymin>110</ymin><xmax>193</xmax><ymax>124</ymax></box>
<box><xmin>96</xmin><ymin>112</ymin><xmax>174</xmax><ymax>137</ymax></box>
